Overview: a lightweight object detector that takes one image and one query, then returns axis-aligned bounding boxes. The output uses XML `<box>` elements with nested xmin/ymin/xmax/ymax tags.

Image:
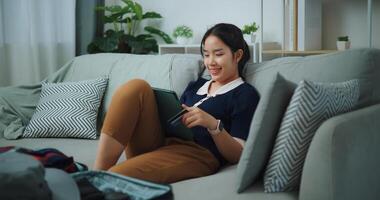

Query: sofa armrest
<box><xmin>299</xmin><ymin>104</ymin><xmax>380</xmax><ymax>200</ymax></box>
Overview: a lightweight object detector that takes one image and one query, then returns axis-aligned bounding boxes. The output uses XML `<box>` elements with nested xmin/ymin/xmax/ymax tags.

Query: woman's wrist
<box><xmin>207</xmin><ymin>119</ymin><xmax>224</xmax><ymax>135</ymax></box>
<box><xmin>208</xmin><ymin>118</ymin><xmax>218</xmax><ymax>130</ymax></box>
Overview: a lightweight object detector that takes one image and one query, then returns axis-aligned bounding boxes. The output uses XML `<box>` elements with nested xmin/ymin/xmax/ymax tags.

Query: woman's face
<box><xmin>203</xmin><ymin>35</ymin><xmax>242</xmax><ymax>85</ymax></box>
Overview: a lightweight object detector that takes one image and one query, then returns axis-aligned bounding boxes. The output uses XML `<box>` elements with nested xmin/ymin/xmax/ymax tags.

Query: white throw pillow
<box><xmin>264</xmin><ymin>79</ymin><xmax>359</xmax><ymax>192</ymax></box>
<box><xmin>23</xmin><ymin>77</ymin><xmax>108</xmax><ymax>139</ymax></box>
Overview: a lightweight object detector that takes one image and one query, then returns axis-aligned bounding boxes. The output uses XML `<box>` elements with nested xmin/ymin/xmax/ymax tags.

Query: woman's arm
<box><xmin>209</xmin><ymin>127</ymin><xmax>245</xmax><ymax>164</ymax></box>
<box><xmin>181</xmin><ymin>104</ymin><xmax>245</xmax><ymax>164</ymax></box>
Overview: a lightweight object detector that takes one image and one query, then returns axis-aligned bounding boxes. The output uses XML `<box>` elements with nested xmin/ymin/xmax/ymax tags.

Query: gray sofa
<box><xmin>1</xmin><ymin>48</ymin><xmax>379</xmax><ymax>200</ymax></box>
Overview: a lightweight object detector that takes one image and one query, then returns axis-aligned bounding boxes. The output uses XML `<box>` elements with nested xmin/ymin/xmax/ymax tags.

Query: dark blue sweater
<box><xmin>180</xmin><ymin>78</ymin><xmax>260</xmax><ymax>166</ymax></box>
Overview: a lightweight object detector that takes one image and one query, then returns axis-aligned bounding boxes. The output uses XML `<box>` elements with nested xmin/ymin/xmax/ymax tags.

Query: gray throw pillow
<box><xmin>23</xmin><ymin>77</ymin><xmax>108</xmax><ymax>139</ymax></box>
<box><xmin>236</xmin><ymin>73</ymin><xmax>296</xmax><ymax>193</ymax></box>
<box><xmin>264</xmin><ymin>79</ymin><xmax>360</xmax><ymax>192</ymax></box>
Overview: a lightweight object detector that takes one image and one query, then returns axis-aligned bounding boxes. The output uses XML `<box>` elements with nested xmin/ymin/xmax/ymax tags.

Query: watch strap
<box><xmin>208</xmin><ymin>119</ymin><xmax>223</xmax><ymax>135</ymax></box>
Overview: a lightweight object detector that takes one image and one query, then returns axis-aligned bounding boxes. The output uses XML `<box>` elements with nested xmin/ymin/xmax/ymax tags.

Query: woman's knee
<box><xmin>122</xmin><ymin>79</ymin><xmax>151</xmax><ymax>91</ymax></box>
<box><xmin>116</xmin><ymin>79</ymin><xmax>152</xmax><ymax>98</ymax></box>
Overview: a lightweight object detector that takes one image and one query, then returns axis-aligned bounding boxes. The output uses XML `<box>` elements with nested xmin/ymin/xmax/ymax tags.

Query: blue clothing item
<box><xmin>180</xmin><ymin>78</ymin><xmax>260</xmax><ymax>166</ymax></box>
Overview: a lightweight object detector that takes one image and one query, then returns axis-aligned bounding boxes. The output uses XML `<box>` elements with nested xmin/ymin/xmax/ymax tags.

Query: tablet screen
<box><xmin>153</xmin><ymin>88</ymin><xmax>193</xmax><ymax>140</ymax></box>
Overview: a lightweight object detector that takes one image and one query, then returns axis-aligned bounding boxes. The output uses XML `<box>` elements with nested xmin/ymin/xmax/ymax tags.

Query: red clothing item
<box><xmin>0</xmin><ymin>146</ymin><xmax>87</xmax><ymax>173</ymax></box>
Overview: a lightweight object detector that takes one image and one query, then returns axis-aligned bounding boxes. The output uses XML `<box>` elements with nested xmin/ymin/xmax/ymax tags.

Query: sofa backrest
<box><xmin>244</xmin><ymin>48</ymin><xmax>380</xmax><ymax>109</ymax></box>
<box><xmin>56</xmin><ymin>53</ymin><xmax>203</xmax><ymax>120</ymax></box>
<box><xmin>50</xmin><ymin>48</ymin><xmax>379</xmax><ymax>131</ymax></box>
<box><xmin>103</xmin><ymin>54</ymin><xmax>202</xmax><ymax>111</ymax></box>
<box><xmin>61</xmin><ymin>48</ymin><xmax>379</xmax><ymax>113</ymax></box>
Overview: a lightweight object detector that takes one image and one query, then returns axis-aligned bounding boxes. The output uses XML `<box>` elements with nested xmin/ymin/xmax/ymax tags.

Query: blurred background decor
<box><xmin>172</xmin><ymin>25</ymin><xmax>193</xmax><ymax>45</ymax></box>
<box><xmin>87</xmin><ymin>0</ymin><xmax>173</xmax><ymax>54</ymax></box>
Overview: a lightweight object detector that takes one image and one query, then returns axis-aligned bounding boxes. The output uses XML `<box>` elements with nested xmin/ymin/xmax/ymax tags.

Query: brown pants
<box><xmin>101</xmin><ymin>79</ymin><xmax>220</xmax><ymax>184</ymax></box>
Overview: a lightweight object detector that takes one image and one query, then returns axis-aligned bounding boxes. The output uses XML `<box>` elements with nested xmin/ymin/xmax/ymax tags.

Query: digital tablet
<box><xmin>168</xmin><ymin>109</ymin><xmax>188</xmax><ymax>127</ymax></box>
<box><xmin>153</xmin><ymin>88</ymin><xmax>193</xmax><ymax>141</ymax></box>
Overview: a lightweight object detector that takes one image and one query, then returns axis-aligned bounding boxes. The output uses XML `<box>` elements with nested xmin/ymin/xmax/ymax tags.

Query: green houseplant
<box><xmin>337</xmin><ymin>36</ymin><xmax>349</xmax><ymax>42</ymax></box>
<box><xmin>337</xmin><ymin>35</ymin><xmax>350</xmax><ymax>51</ymax></box>
<box><xmin>242</xmin><ymin>22</ymin><xmax>259</xmax><ymax>43</ymax></box>
<box><xmin>87</xmin><ymin>0</ymin><xmax>173</xmax><ymax>54</ymax></box>
<box><xmin>173</xmin><ymin>25</ymin><xmax>193</xmax><ymax>45</ymax></box>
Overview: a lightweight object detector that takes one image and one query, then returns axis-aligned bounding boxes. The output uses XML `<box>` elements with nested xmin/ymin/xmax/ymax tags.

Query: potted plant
<box><xmin>87</xmin><ymin>0</ymin><xmax>173</xmax><ymax>54</ymax></box>
<box><xmin>337</xmin><ymin>36</ymin><xmax>350</xmax><ymax>51</ymax></box>
<box><xmin>242</xmin><ymin>22</ymin><xmax>259</xmax><ymax>43</ymax></box>
<box><xmin>173</xmin><ymin>25</ymin><xmax>193</xmax><ymax>45</ymax></box>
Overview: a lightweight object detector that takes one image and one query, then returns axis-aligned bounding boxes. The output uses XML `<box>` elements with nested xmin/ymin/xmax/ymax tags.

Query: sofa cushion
<box><xmin>245</xmin><ymin>48</ymin><xmax>380</xmax><ymax>109</ymax></box>
<box><xmin>104</xmin><ymin>54</ymin><xmax>202</xmax><ymax>107</ymax></box>
<box><xmin>172</xmin><ymin>165</ymin><xmax>298</xmax><ymax>200</ymax></box>
<box><xmin>23</xmin><ymin>77</ymin><xmax>108</xmax><ymax>139</ymax></box>
<box><xmin>264</xmin><ymin>79</ymin><xmax>359</xmax><ymax>192</ymax></box>
<box><xmin>99</xmin><ymin>54</ymin><xmax>202</xmax><ymax>125</ymax></box>
<box><xmin>0</xmin><ymin>138</ymin><xmax>100</xmax><ymax>168</ymax></box>
<box><xmin>236</xmin><ymin>73</ymin><xmax>296</xmax><ymax>193</ymax></box>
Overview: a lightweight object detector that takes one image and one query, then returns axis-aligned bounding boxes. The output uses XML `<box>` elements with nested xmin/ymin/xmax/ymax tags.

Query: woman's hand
<box><xmin>181</xmin><ymin>104</ymin><xmax>217</xmax><ymax>130</ymax></box>
<box><xmin>181</xmin><ymin>105</ymin><xmax>245</xmax><ymax>164</ymax></box>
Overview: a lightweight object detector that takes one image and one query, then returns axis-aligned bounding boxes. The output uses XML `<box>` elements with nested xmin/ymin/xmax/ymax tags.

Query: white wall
<box><xmin>107</xmin><ymin>0</ymin><xmax>380</xmax><ymax>50</ymax></box>
<box><xmin>322</xmin><ymin>0</ymin><xmax>380</xmax><ymax>49</ymax></box>
<box><xmin>107</xmin><ymin>0</ymin><xmax>283</xmax><ymax>45</ymax></box>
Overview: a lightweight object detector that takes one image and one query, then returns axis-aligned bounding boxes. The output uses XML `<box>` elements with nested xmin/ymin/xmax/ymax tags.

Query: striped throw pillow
<box><xmin>264</xmin><ymin>79</ymin><xmax>359</xmax><ymax>192</ymax></box>
<box><xmin>23</xmin><ymin>77</ymin><xmax>108</xmax><ymax>139</ymax></box>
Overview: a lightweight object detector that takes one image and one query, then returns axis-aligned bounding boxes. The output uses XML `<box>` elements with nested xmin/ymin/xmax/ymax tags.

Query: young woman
<box><xmin>94</xmin><ymin>23</ymin><xmax>260</xmax><ymax>184</ymax></box>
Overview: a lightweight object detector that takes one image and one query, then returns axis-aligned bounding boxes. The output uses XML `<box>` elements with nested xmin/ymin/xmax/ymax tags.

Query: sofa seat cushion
<box><xmin>0</xmin><ymin>139</ymin><xmax>299</xmax><ymax>200</ymax></box>
<box><xmin>172</xmin><ymin>165</ymin><xmax>298</xmax><ymax>200</ymax></box>
<box><xmin>0</xmin><ymin>138</ymin><xmax>99</xmax><ymax>168</ymax></box>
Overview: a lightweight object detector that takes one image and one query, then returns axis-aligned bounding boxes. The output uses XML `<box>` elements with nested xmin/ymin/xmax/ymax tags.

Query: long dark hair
<box><xmin>200</xmin><ymin>23</ymin><xmax>250</xmax><ymax>79</ymax></box>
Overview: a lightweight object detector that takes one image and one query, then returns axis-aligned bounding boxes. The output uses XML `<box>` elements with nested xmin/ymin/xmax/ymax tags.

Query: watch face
<box><xmin>218</xmin><ymin>120</ymin><xmax>224</xmax><ymax>131</ymax></box>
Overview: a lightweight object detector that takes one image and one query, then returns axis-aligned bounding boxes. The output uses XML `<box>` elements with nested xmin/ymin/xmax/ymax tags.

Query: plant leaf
<box><xmin>122</xmin><ymin>0</ymin><xmax>135</xmax><ymax>12</ymax></box>
<box><xmin>87</xmin><ymin>42</ymin><xmax>102</xmax><ymax>54</ymax></box>
<box><xmin>104</xmin><ymin>29</ymin><xmax>124</xmax><ymax>38</ymax></box>
<box><xmin>121</xmin><ymin>0</ymin><xmax>142</xmax><ymax>20</ymax></box>
<box><xmin>103</xmin><ymin>16</ymin><xmax>115</xmax><ymax>24</ymax></box>
<box><xmin>142</xmin><ymin>12</ymin><xmax>162</xmax><ymax>19</ymax></box>
<box><xmin>136</xmin><ymin>34</ymin><xmax>154</xmax><ymax>40</ymax></box>
<box><xmin>119</xmin><ymin>16</ymin><xmax>132</xmax><ymax>24</ymax></box>
<box><xmin>123</xmin><ymin>4</ymin><xmax>133</xmax><ymax>12</ymax></box>
<box><xmin>144</xmin><ymin>26</ymin><xmax>173</xmax><ymax>44</ymax></box>
<box><xmin>104</xmin><ymin>5</ymin><xmax>122</xmax><ymax>13</ymax></box>
<box><xmin>105</xmin><ymin>12</ymin><xmax>124</xmax><ymax>23</ymax></box>
<box><xmin>133</xmin><ymin>2</ymin><xmax>143</xmax><ymax>20</ymax></box>
<box><xmin>131</xmin><ymin>39</ymin><xmax>157</xmax><ymax>54</ymax></box>
<box><xmin>122</xmin><ymin>0</ymin><xmax>143</xmax><ymax>19</ymax></box>
<box><xmin>93</xmin><ymin>31</ymin><xmax>119</xmax><ymax>52</ymax></box>
<box><xmin>122</xmin><ymin>33</ymin><xmax>158</xmax><ymax>54</ymax></box>
<box><xmin>89</xmin><ymin>0</ymin><xmax>167</xmax><ymax>54</ymax></box>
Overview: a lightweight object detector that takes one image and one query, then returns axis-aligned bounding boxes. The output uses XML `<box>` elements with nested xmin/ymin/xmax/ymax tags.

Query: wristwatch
<box><xmin>208</xmin><ymin>119</ymin><xmax>224</xmax><ymax>135</ymax></box>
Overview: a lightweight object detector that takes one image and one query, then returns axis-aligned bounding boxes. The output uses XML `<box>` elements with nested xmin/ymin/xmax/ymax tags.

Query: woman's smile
<box><xmin>208</xmin><ymin>66</ymin><xmax>222</xmax><ymax>76</ymax></box>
